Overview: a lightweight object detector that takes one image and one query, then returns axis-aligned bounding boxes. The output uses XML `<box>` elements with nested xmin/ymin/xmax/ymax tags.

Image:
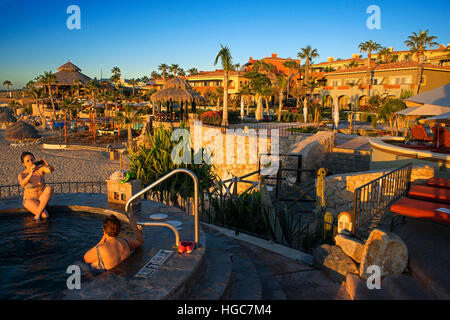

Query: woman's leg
<box><xmin>37</xmin><ymin>186</ymin><xmax>53</xmax><ymax>218</ymax></box>
<box><xmin>23</xmin><ymin>199</ymin><xmax>48</xmax><ymax>219</ymax></box>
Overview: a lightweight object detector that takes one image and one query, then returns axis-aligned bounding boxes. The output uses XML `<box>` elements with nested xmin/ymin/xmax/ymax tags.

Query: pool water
<box><xmin>0</xmin><ymin>211</ymin><xmax>132</xmax><ymax>300</ymax></box>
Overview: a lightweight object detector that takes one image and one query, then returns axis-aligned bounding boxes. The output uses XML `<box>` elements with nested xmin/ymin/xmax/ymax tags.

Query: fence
<box><xmin>0</xmin><ymin>181</ymin><xmax>106</xmax><ymax>199</ymax></box>
<box><xmin>200</xmin><ymin>190</ymin><xmax>333</xmax><ymax>254</ymax></box>
<box><xmin>352</xmin><ymin>163</ymin><xmax>412</xmax><ymax>236</ymax></box>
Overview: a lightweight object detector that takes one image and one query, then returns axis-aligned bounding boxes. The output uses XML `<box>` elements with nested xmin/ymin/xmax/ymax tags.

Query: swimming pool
<box><xmin>0</xmin><ymin>210</ymin><xmax>132</xmax><ymax>300</ymax></box>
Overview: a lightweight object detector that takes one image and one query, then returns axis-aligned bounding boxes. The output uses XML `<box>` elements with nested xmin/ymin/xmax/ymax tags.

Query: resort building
<box><xmin>185</xmin><ymin>70</ymin><xmax>248</xmax><ymax>97</ymax></box>
<box><xmin>316</xmin><ymin>61</ymin><xmax>450</xmax><ymax>110</ymax></box>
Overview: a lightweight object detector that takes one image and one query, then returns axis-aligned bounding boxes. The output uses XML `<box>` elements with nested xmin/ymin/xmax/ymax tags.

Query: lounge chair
<box><xmin>427</xmin><ymin>177</ymin><xmax>450</xmax><ymax>189</ymax></box>
<box><xmin>390</xmin><ymin>197</ymin><xmax>450</xmax><ymax>224</ymax></box>
<box><xmin>408</xmin><ymin>185</ymin><xmax>450</xmax><ymax>204</ymax></box>
<box><xmin>410</xmin><ymin>125</ymin><xmax>435</xmax><ymax>142</ymax></box>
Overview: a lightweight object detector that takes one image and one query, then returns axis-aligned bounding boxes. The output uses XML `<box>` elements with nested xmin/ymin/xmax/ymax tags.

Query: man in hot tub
<box><xmin>84</xmin><ymin>213</ymin><xmax>144</xmax><ymax>271</ymax></box>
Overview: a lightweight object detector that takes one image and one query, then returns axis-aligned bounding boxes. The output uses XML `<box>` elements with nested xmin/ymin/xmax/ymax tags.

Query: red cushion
<box><xmin>390</xmin><ymin>197</ymin><xmax>450</xmax><ymax>224</ymax></box>
<box><xmin>427</xmin><ymin>177</ymin><xmax>450</xmax><ymax>189</ymax></box>
<box><xmin>408</xmin><ymin>185</ymin><xmax>450</xmax><ymax>204</ymax></box>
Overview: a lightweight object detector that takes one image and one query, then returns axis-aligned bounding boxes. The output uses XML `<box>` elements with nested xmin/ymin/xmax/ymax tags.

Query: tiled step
<box><xmin>188</xmin><ymin>231</ymin><xmax>233</xmax><ymax>300</ymax></box>
<box><xmin>204</xmin><ymin>227</ymin><xmax>262</xmax><ymax>300</ymax></box>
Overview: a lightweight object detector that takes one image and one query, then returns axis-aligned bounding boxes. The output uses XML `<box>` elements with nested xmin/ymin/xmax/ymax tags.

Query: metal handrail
<box><xmin>125</xmin><ymin>168</ymin><xmax>199</xmax><ymax>248</ymax></box>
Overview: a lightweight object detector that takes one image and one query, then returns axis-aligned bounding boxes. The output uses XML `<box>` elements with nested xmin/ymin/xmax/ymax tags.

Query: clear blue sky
<box><xmin>1</xmin><ymin>0</ymin><xmax>449</xmax><ymax>89</ymax></box>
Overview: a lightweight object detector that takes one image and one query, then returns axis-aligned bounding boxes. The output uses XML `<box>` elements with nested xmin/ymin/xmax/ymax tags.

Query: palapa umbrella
<box><xmin>150</xmin><ymin>77</ymin><xmax>204</xmax><ymax>104</ymax></box>
<box><xmin>5</xmin><ymin>121</ymin><xmax>41</xmax><ymax>142</ymax></box>
<box><xmin>0</xmin><ymin>111</ymin><xmax>17</xmax><ymax>124</ymax></box>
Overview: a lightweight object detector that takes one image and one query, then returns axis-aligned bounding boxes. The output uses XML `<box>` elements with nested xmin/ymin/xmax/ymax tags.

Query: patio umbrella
<box><xmin>406</xmin><ymin>83</ymin><xmax>450</xmax><ymax>107</ymax></box>
<box><xmin>333</xmin><ymin>99</ymin><xmax>340</xmax><ymax>130</ymax></box>
<box><xmin>5</xmin><ymin>121</ymin><xmax>41</xmax><ymax>142</ymax></box>
<box><xmin>396</xmin><ymin>104</ymin><xmax>450</xmax><ymax>116</ymax></box>
<box><xmin>303</xmin><ymin>98</ymin><xmax>308</xmax><ymax>123</ymax></box>
<box><xmin>420</xmin><ymin>111</ymin><xmax>450</xmax><ymax>122</ymax></box>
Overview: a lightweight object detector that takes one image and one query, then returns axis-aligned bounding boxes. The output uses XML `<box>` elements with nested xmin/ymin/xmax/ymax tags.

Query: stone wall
<box><xmin>284</xmin><ymin>131</ymin><xmax>336</xmax><ymax>182</ymax></box>
<box><xmin>324</xmin><ymin>165</ymin><xmax>435</xmax><ymax>215</ymax></box>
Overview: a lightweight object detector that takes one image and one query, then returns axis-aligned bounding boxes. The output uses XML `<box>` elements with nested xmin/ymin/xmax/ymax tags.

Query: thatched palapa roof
<box><xmin>5</xmin><ymin>121</ymin><xmax>41</xmax><ymax>141</ymax></box>
<box><xmin>150</xmin><ymin>77</ymin><xmax>204</xmax><ymax>103</ymax></box>
<box><xmin>0</xmin><ymin>111</ymin><xmax>17</xmax><ymax>123</ymax></box>
<box><xmin>54</xmin><ymin>61</ymin><xmax>92</xmax><ymax>86</ymax></box>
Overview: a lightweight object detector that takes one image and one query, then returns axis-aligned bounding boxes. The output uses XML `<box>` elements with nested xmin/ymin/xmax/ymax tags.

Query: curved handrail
<box><xmin>125</xmin><ymin>168</ymin><xmax>199</xmax><ymax>247</ymax></box>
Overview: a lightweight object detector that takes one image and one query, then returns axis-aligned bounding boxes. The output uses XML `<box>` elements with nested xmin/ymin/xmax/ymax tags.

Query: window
<box><xmin>331</xmin><ymin>80</ymin><xmax>340</xmax><ymax>86</ymax></box>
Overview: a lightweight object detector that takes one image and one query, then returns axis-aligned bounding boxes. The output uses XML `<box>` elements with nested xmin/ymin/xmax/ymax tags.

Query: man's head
<box><xmin>103</xmin><ymin>215</ymin><xmax>121</xmax><ymax>237</ymax></box>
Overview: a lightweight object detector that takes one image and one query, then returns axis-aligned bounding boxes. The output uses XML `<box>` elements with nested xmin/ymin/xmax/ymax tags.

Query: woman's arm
<box><xmin>126</xmin><ymin>212</ymin><xmax>144</xmax><ymax>250</ymax></box>
<box><xmin>18</xmin><ymin>166</ymin><xmax>36</xmax><ymax>187</ymax></box>
<box><xmin>39</xmin><ymin>160</ymin><xmax>54</xmax><ymax>174</ymax></box>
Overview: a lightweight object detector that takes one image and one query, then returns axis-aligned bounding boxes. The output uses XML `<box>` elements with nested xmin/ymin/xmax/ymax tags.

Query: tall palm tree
<box><xmin>26</xmin><ymin>85</ymin><xmax>46</xmax><ymax>128</ymax></box>
<box><xmin>158</xmin><ymin>64</ymin><xmax>169</xmax><ymax>80</ymax></box>
<box><xmin>187</xmin><ymin>68</ymin><xmax>199</xmax><ymax>76</ymax></box>
<box><xmin>37</xmin><ymin>72</ymin><xmax>57</xmax><ymax>120</ymax></box>
<box><xmin>3</xmin><ymin>80</ymin><xmax>12</xmax><ymax>97</ymax></box>
<box><xmin>283</xmin><ymin>60</ymin><xmax>299</xmax><ymax>97</ymax></box>
<box><xmin>128</xmin><ymin>78</ymin><xmax>138</xmax><ymax>96</ymax></box>
<box><xmin>116</xmin><ymin>104</ymin><xmax>141</xmax><ymax>150</ymax></box>
<box><xmin>404</xmin><ymin>29</ymin><xmax>439</xmax><ymax>63</ymax></box>
<box><xmin>214</xmin><ymin>44</ymin><xmax>235</xmax><ymax>127</ymax></box>
<box><xmin>151</xmin><ymin>71</ymin><xmax>161</xmax><ymax>79</ymax></box>
<box><xmin>275</xmin><ymin>74</ymin><xmax>288</xmax><ymax>122</ymax></box>
<box><xmin>297</xmin><ymin>46</ymin><xmax>319</xmax><ymax>86</ymax></box>
<box><xmin>405</xmin><ymin>29</ymin><xmax>439</xmax><ymax>94</ymax></box>
<box><xmin>358</xmin><ymin>40</ymin><xmax>382</xmax><ymax>96</ymax></box>
<box><xmin>169</xmin><ymin>64</ymin><xmax>180</xmax><ymax>77</ymax></box>
<box><xmin>110</xmin><ymin>67</ymin><xmax>121</xmax><ymax>89</ymax></box>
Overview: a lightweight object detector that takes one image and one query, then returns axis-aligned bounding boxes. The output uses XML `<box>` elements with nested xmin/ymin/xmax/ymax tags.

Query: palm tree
<box><xmin>405</xmin><ymin>29</ymin><xmax>439</xmax><ymax>94</ymax></box>
<box><xmin>151</xmin><ymin>71</ymin><xmax>161</xmax><ymax>79</ymax></box>
<box><xmin>110</xmin><ymin>67</ymin><xmax>121</xmax><ymax>89</ymax></box>
<box><xmin>187</xmin><ymin>68</ymin><xmax>199</xmax><ymax>76</ymax></box>
<box><xmin>243</xmin><ymin>71</ymin><xmax>271</xmax><ymax>121</ymax></box>
<box><xmin>25</xmin><ymin>85</ymin><xmax>46</xmax><ymax>128</ymax></box>
<box><xmin>37</xmin><ymin>71</ymin><xmax>57</xmax><ymax>120</ymax></box>
<box><xmin>358</xmin><ymin>40</ymin><xmax>382</xmax><ymax>96</ymax></box>
<box><xmin>128</xmin><ymin>78</ymin><xmax>138</xmax><ymax>96</ymax></box>
<box><xmin>169</xmin><ymin>64</ymin><xmax>180</xmax><ymax>77</ymax></box>
<box><xmin>346</xmin><ymin>60</ymin><xmax>360</xmax><ymax>68</ymax></box>
<box><xmin>116</xmin><ymin>104</ymin><xmax>141</xmax><ymax>150</ymax></box>
<box><xmin>215</xmin><ymin>87</ymin><xmax>223</xmax><ymax>111</ymax></box>
<box><xmin>3</xmin><ymin>80</ymin><xmax>12</xmax><ymax>97</ymax></box>
<box><xmin>275</xmin><ymin>74</ymin><xmax>288</xmax><ymax>122</ymax></box>
<box><xmin>238</xmin><ymin>84</ymin><xmax>252</xmax><ymax>115</ymax></box>
<box><xmin>214</xmin><ymin>44</ymin><xmax>235</xmax><ymax>127</ymax></box>
<box><xmin>283</xmin><ymin>61</ymin><xmax>299</xmax><ymax>97</ymax></box>
<box><xmin>297</xmin><ymin>46</ymin><xmax>319</xmax><ymax>85</ymax></box>
<box><xmin>158</xmin><ymin>64</ymin><xmax>169</xmax><ymax>80</ymax></box>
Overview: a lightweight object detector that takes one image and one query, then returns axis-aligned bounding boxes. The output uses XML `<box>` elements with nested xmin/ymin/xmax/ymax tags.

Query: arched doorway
<box><xmin>358</xmin><ymin>95</ymin><xmax>369</xmax><ymax>110</ymax></box>
<box><xmin>338</xmin><ymin>95</ymin><xmax>350</xmax><ymax>110</ymax></box>
<box><xmin>322</xmin><ymin>95</ymin><xmax>333</xmax><ymax>108</ymax></box>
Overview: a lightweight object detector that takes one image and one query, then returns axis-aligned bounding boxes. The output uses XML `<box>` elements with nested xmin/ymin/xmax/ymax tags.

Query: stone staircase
<box><xmin>188</xmin><ymin>225</ymin><xmax>350</xmax><ymax>300</ymax></box>
<box><xmin>321</xmin><ymin>149</ymin><xmax>370</xmax><ymax>175</ymax></box>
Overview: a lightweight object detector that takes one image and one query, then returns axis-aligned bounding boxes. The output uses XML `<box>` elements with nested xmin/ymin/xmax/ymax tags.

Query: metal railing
<box><xmin>124</xmin><ymin>168</ymin><xmax>199</xmax><ymax>249</ymax></box>
<box><xmin>352</xmin><ymin>163</ymin><xmax>412</xmax><ymax>236</ymax></box>
<box><xmin>0</xmin><ymin>181</ymin><xmax>106</xmax><ymax>199</ymax></box>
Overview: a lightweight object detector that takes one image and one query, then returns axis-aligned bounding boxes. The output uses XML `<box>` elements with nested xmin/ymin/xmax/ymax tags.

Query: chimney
<box><xmin>272</xmin><ymin>53</ymin><xmax>278</xmax><ymax>58</ymax></box>
<box><xmin>352</xmin><ymin>54</ymin><xmax>359</xmax><ymax>59</ymax></box>
<box><xmin>389</xmin><ymin>47</ymin><xmax>393</xmax><ymax>52</ymax></box>
<box><xmin>327</xmin><ymin>57</ymin><xmax>335</xmax><ymax>62</ymax></box>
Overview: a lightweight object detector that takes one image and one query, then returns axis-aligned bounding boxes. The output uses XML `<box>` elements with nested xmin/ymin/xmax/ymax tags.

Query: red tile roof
<box><xmin>326</xmin><ymin>61</ymin><xmax>450</xmax><ymax>74</ymax></box>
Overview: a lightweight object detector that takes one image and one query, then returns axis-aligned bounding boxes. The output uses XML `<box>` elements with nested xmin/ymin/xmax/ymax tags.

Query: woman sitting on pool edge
<box><xmin>84</xmin><ymin>214</ymin><xmax>144</xmax><ymax>271</ymax></box>
<box><xmin>18</xmin><ymin>151</ymin><xmax>54</xmax><ymax>221</ymax></box>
